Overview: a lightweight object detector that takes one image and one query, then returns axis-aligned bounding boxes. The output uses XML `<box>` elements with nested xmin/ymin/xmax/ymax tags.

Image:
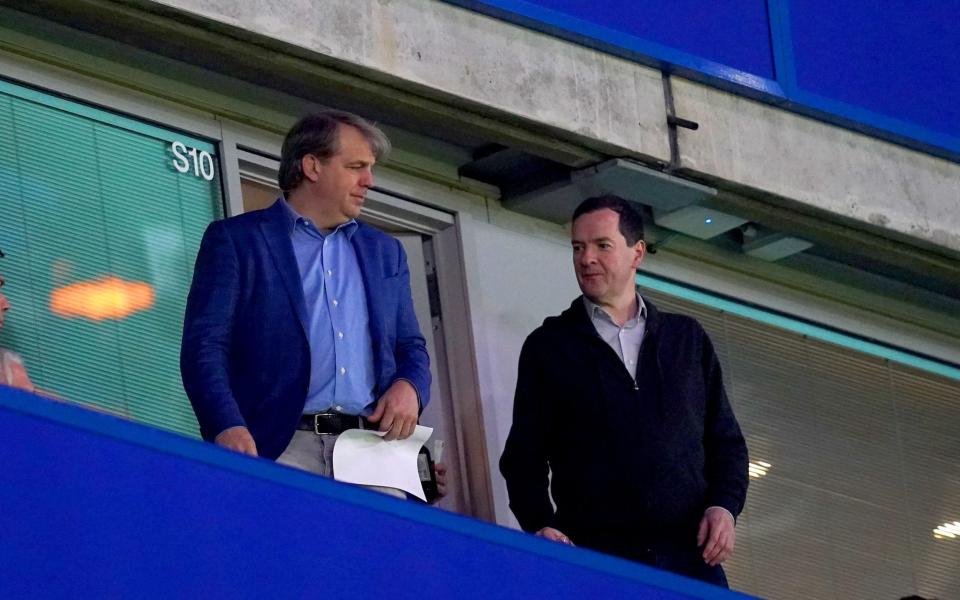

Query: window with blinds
<box><xmin>644</xmin><ymin>288</ymin><xmax>960</xmax><ymax>600</ymax></box>
<box><xmin>0</xmin><ymin>79</ymin><xmax>222</xmax><ymax>437</ymax></box>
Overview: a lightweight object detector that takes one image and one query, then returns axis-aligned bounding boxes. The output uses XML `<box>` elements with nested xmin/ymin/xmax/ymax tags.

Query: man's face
<box><xmin>0</xmin><ymin>274</ymin><xmax>9</xmax><ymax>330</ymax></box>
<box><xmin>301</xmin><ymin>124</ymin><xmax>376</xmax><ymax>224</ymax></box>
<box><xmin>571</xmin><ymin>208</ymin><xmax>645</xmax><ymax>306</ymax></box>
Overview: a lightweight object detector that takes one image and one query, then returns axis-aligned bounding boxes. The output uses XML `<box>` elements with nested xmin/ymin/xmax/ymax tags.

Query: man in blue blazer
<box><xmin>181</xmin><ymin>110</ymin><xmax>430</xmax><ymax>470</ymax></box>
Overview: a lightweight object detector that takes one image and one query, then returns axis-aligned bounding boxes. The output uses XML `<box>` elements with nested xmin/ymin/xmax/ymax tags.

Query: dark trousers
<box><xmin>579</xmin><ymin>534</ymin><xmax>729</xmax><ymax>588</ymax></box>
<box><xmin>632</xmin><ymin>544</ymin><xmax>729</xmax><ymax>588</ymax></box>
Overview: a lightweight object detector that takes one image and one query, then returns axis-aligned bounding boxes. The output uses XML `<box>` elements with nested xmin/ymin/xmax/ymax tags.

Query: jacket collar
<box><xmin>559</xmin><ymin>290</ymin><xmax>660</xmax><ymax>338</ymax></box>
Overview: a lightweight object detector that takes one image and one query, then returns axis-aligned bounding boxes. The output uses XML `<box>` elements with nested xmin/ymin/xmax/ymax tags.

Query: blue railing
<box><xmin>0</xmin><ymin>386</ymin><xmax>752</xmax><ymax>598</ymax></box>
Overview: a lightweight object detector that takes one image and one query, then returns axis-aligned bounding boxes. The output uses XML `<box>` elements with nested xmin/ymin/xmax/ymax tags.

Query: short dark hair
<box><xmin>278</xmin><ymin>110</ymin><xmax>391</xmax><ymax>192</ymax></box>
<box><xmin>572</xmin><ymin>194</ymin><xmax>645</xmax><ymax>245</ymax></box>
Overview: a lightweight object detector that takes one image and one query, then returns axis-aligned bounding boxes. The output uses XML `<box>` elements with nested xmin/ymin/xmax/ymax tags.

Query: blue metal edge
<box><xmin>438</xmin><ymin>0</ymin><xmax>960</xmax><ymax>161</ymax></box>
<box><xmin>768</xmin><ymin>0</ymin><xmax>959</xmax><ymax>157</ymax></box>
<box><xmin>637</xmin><ymin>273</ymin><xmax>960</xmax><ymax>383</ymax></box>
<box><xmin>0</xmin><ymin>385</ymin><xmax>749</xmax><ymax>599</ymax></box>
<box><xmin>784</xmin><ymin>89</ymin><xmax>960</xmax><ymax>159</ymax></box>
<box><xmin>765</xmin><ymin>0</ymin><xmax>798</xmax><ymax>95</ymax></box>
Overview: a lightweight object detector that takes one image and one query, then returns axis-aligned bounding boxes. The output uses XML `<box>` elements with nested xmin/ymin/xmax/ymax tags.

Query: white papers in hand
<box><xmin>332</xmin><ymin>425</ymin><xmax>433</xmax><ymax>501</ymax></box>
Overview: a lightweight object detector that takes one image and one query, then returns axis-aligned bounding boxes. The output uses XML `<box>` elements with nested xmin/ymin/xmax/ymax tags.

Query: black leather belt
<box><xmin>297</xmin><ymin>412</ymin><xmax>365</xmax><ymax>435</ymax></box>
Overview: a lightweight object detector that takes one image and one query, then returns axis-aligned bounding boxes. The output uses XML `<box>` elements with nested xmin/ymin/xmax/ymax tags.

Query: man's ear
<box><xmin>300</xmin><ymin>154</ymin><xmax>322</xmax><ymax>183</ymax></box>
<box><xmin>632</xmin><ymin>240</ymin><xmax>646</xmax><ymax>269</ymax></box>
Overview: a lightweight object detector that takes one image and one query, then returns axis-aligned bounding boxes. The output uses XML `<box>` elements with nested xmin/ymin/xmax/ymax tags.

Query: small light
<box><xmin>748</xmin><ymin>460</ymin><xmax>771</xmax><ymax>479</ymax></box>
<box><xmin>933</xmin><ymin>520</ymin><xmax>960</xmax><ymax>540</ymax></box>
<box><xmin>704</xmin><ymin>217</ymin><xmax>714</xmax><ymax>225</ymax></box>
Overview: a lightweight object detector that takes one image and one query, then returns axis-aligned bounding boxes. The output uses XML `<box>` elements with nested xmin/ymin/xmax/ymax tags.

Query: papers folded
<box><xmin>332</xmin><ymin>425</ymin><xmax>433</xmax><ymax>501</ymax></box>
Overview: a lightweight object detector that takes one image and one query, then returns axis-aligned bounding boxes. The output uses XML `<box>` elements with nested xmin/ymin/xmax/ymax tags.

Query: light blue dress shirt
<box><xmin>281</xmin><ymin>198</ymin><xmax>376</xmax><ymax>415</ymax></box>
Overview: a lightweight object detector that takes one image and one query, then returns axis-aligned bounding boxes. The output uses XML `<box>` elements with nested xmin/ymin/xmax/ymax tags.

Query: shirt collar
<box><xmin>279</xmin><ymin>196</ymin><xmax>359</xmax><ymax>239</ymax></box>
<box><xmin>583</xmin><ymin>291</ymin><xmax>647</xmax><ymax>327</ymax></box>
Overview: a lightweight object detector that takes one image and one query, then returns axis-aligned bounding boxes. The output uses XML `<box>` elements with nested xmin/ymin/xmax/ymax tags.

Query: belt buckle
<box><xmin>313</xmin><ymin>413</ymin><xmax>334</xmax><ymax>435</ymax></box>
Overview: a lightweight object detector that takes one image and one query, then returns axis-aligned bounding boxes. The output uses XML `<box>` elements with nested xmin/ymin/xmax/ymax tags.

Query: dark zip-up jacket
<box><xmin>500</xmin><ymin>295</ymin><xmax>748</xmax><ymax>553</ymax></box>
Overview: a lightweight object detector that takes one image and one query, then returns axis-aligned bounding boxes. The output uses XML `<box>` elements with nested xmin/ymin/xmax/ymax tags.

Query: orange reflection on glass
<box><xmin>50</xmin><ymin>277</ymin><xmax>155</xmax><ymax>321</ymax></box>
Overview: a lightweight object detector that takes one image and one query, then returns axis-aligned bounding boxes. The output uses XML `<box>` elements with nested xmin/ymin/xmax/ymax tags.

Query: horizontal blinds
<box><xmin>0</xmin><ymin>79</ymin><xmax>216</xmax><ymax>151</ymax></box>
<box><xmin>891</xmin><ymin>364</ymin><xmax>960</xmax><ymax>598</ymax></box>
<box><xmin>644</xmin><ymin>289</ymin><xmax>960</xmax><ymax>599</ymax></box>
<box><xmin>0</xmin><ymin>82</ymin><xmax>222</xmax><ymax>438</ymax></box>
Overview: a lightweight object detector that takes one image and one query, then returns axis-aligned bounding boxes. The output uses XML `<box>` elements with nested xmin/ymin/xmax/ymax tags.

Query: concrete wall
<box><xmin>673</xmin><ymin>79</ymin><xmax>960</xmax><ymax>254</ymax></box>
<box><xmin>147</xmin><ymin>0</ymin><xmax>960</xmax><ymax>257</ymax></box>
<box><xmin>152</xmin><ymin>0</ymin><xmax>671</xmax><ymax>165</ymax></box>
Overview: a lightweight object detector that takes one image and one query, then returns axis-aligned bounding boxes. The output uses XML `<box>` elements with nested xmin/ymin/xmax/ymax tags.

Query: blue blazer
<box><xmin>180</xmin><ymin>200</ymin><xmax>431</xmax><ymax>459</ymax></box>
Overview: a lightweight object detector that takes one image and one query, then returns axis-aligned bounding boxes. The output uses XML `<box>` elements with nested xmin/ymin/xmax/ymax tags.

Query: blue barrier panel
<box><xmin>441</xmin><ymin>0</ymin><xmax>960</xmax><ymax>157</ymax></box>
<box><xmin>0</xmin><ymin>386</ymin><xmax>753</xmax><ymax>599</ymax></box>
<box><xmin>541</xmin><ymin>0</ymin><xmax>775</xmax><ymax>79</ymax></box>
<box><xmin>445</xmin><ymin>0</ymin><xmax>780</xmax><ymax>92</ymax></box>
<box><xmin>787</xmin><ymin>0</ymin><xmax>960</xmax><ymax>141</ymax></box>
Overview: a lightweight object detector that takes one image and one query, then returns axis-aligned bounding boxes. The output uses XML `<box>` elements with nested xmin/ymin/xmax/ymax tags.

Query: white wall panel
<box><xmin>459</xmin><ymin>211</ymin><xmax>580</xmax><ymax>524</ymax></box>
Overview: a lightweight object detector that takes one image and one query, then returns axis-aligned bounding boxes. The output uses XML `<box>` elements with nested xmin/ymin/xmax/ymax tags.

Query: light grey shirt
<box><xmin>583</xmin><ymin>292</ymin><xmax>647</xmax><ymax>379</ymax></box>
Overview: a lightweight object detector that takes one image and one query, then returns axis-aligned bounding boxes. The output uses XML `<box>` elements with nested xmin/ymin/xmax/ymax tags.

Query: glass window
<box><xmin>643</xmin><ymin>287</ymin><xmax>960</xmax><ymax>600</ymax></box>
<box><xmin>0</xmin><ymin>79</ymin><xmax>223</xmax><ymax>437</ymax></box>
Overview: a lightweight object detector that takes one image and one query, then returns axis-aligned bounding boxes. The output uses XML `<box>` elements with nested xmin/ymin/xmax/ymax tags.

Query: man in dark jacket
<box><xmin>499</xmin><ymin>195</ymin><xmax>748</xmax><ymax>587</ymax></box>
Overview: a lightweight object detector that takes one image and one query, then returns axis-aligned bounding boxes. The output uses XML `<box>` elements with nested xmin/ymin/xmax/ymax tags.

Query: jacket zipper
<box><xmin>632</xmin><ymin>331</ymin><xmax>647</xmax><ymax>390</ymax></box>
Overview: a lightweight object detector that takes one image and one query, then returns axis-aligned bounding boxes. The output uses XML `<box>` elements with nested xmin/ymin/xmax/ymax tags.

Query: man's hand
<box><xmin>368</xmin><ymin>380</ymin><xmax>419</xmax><ymax>441</ymax></box>
<box><xmin>433</xmin><ymin>462</ymin><xmax>448</xmax><ymax>503</ymax></box>
<box><xmin>536</xmin><ymin>527</ymin><xmax>574</xmax><ymax>546</ymax></box>
<box><xmin>697</xmin><ymin>506</ymin><xmax>736</xmax><ymax>566</ymax></box>
<box><xmin>214</xmin><ymin>426</ymin><xmax>258</xmax><ymax>456</ymax></box>
<box><xmin>7</xmin><ymin>361</ymin><xmax>35</xmax><ymax>393</ymax></box>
